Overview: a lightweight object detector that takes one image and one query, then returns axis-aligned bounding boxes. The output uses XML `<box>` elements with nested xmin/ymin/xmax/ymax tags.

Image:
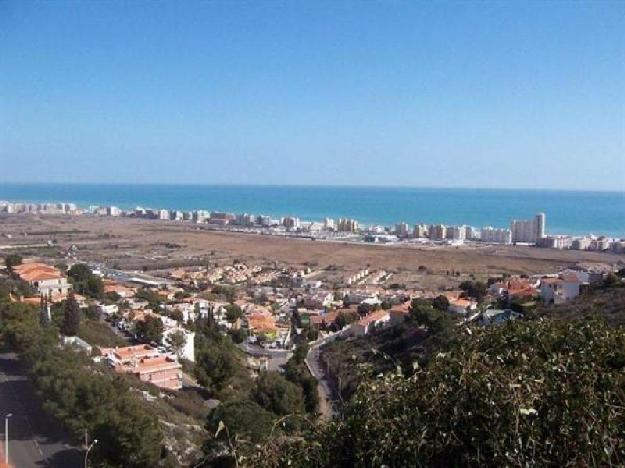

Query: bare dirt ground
<box><xmin>1</xmin><ymin>215</ymin><xmax>623</xmax><ymax>279</ymax></box>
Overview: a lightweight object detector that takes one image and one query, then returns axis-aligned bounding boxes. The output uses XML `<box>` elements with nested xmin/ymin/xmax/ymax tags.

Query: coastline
<box><xmin>0</xmin><ymin>183</ymin><xmax>624</xmax><ymax>238</ymax></box>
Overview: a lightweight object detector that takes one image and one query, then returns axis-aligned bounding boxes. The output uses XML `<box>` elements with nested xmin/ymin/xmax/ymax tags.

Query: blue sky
<box><xmin>1</xmin><ymin>1</ymin><xmax>623</xmax><ymax>190</ymax></box>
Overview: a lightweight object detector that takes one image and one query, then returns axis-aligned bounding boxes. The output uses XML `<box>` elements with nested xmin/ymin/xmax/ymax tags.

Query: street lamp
<box><xmin>84</xmin><ymin>438</ymin><xmax>98</xmax><ymax>468</ymax></box>
<box><xmin>4</xmin><ymin>413</ymin><xmax>12</xmax><ymax>466</ymax></box>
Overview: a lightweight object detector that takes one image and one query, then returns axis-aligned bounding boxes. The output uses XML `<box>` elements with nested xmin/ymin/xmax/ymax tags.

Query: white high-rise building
<box><xmin>481</xmin><ymin>227</ymin><xmax>512</xmax><ymax>244</ymax></box>
<box><xmin>283</xmin><ymin>216</ymin><xmax>301</xmax><ymax>229</ymax></box>
<box><xmin>429</xmin><ymin>224</ymin><xmax>447</xmax><ymax>240</ymax></box>
<box><xmin>413</xmin><ymin>224</ymin><xmax>428</xmax><ymax>238</ymax></box>
<box><xmin>107</xmin><ymin>206</ymin><xmax>122</xmax><ymax>217</ymax></box>
<box><xmin>337</xmin><ymin>218</ymin><xmax>359</xmax><ymax>232</ymax></box>
<box><xmin>395</xmin><ymin>222</ymin><xmax>409</xmax><ymax>237</ymax></box>
<box><xmin>510</xmin><ymin>213</ymin><xmax>547</xmax><ymax>244</ymax></box>
<box><xmin>447</xmin><ymin>226</ymin><xmax>466</xmax><ymax>241</ymax></box>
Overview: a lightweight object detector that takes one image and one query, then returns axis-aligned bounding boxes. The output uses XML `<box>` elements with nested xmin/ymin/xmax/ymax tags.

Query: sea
<box><xmin>0</xmin><ymin>183</ymin><xmax>624</xmax><ymax>238</ymax></box>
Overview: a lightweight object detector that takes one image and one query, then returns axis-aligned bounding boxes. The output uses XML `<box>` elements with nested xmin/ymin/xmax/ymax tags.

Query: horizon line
<box><xmin>1</xmin><ymin>181</ymin><xmax>624</xmax><ymax>195</ymax></box>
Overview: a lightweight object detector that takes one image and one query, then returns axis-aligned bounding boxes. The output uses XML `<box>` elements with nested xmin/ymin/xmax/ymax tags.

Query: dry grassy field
<box><xmin>1</xmin><ymin>214</ymin><xmax>623</xmax><ymax>278</ymax></box>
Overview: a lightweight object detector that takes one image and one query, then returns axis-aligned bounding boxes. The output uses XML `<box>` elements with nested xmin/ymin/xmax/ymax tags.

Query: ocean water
<box><xmin>0</xmin><ymin>183</ymin><xmax>623</xmax><ymax>237</ymax></box>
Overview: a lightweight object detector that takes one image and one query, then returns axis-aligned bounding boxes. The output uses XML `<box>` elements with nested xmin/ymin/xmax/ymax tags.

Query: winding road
<box><xmin>305</xmin><ymin>328</ymin><xmax>350</xmax><ymax>420</ymax></box>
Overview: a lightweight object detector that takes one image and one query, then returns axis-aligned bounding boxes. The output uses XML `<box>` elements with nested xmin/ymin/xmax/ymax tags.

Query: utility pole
<box><xmin>5</xmin><ymin>413</ymin><xmax>12</xmax><ymax>466</ymax></box>
<box><xmin>84</xmin><ymin>433</ymin><xmax>98</xmax><ymax>468</ymax></box>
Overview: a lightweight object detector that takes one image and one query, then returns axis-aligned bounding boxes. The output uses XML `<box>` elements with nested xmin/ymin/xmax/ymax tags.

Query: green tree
<box><xmin>135</xmin><ymin>288</ymin><xmax>163</xmax><ymax>309</ymax></box>
<box><xmin>409</xmin><ymin>299</ymin><xmax>456</xmax><ymax>351</ymax></box>
<box><xmin>68</xmin><ymin>263</ymin><xmax>92</xmax><ymax>282</ymax></box>
<box><xmin>135</xmin><ymin>315</ymin><xmax>164</xmax><ymax>344</ymax></box>
<box><xmin>93</xmin><ymin>396</ymin><xmax>162</xmax><ymax>468</ymax></box>
<box><xmin>4</xmin><ymin>254</ymin><xmax>22</xmax><ymax>272</ymax></box>
<box><xmin>459</xmin><ymin>280</ymin><xmax>487</xmax><ymax>302</ymax></box>
<box><xmin>86</xmin><ymin>304</ymin><xmax>101</xmax><ymax>321</ymax></box>
<box><xmin>228</xmin><ymin>328</ymin><xmax>247</xmax><ymax>344</ymax></box>
<box><xmin>67</xmin><ymin>263</ymin><xmax>104</xmax><ymax>299</ymax></box>
<box><xmin>194</xmin><ymin>328</ymin><xmax>252</xmax><ymax>400</ymax></box>
<box><xmin>212</xmin><ymin>285</ymin><xmax>236</xmax><ymax>303</ymax></box>
<box><xmin>225</xmin><ymin>304</ymin><xmax>243</xmax><ymax>323</ymax></box>
<box><xmin>203</xmin><ymin>399</ymin><xmax>275</xmax><ymax>465</ymax></box>
<box><xmin>252</xmin><ymin>371</ymin><xmax>305</xmax><ymax>416</ymax></box>
<box><xmin>168</xmin><ymin>330</ymin><xmax>187</xmax><ymax>356</ymax></box>
<box><xmin>61</xmin><ymin>293</ymin><xmax>81</xmax><ymax>336</ymax></box>
<box><xmin>432</xmin><ymin>295</ymin><xmax>450</xmax><ymax>312</ymax></box>
<box><xmin>169</xmin><ymin>308</ymin><xmax>184</xmax><ymax>322</ymax></box>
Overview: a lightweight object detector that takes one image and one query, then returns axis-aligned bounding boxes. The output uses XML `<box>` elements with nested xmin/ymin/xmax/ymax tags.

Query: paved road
<box><xmin>0</xmin><ymin>353</ymin><xmax>82</xmax><ymax>468</ymax></box>
<box><xmin>238</xmin><ymin>342</ymin><xmax>289</xmax><ymax>371</ymax></box>
<box><xmin>305</xmin><ymin>328</ymin><xmax>350</xmax><ymax>420</ymax></box>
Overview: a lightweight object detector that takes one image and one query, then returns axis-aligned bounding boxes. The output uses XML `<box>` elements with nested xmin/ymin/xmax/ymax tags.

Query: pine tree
<box><xmin>61</xmin><ymin>292</ymin><xmax>81</xmax><ymax>336</ymax></box>
<box><xmin>39</xmin><ymin>294</ymin><xmax>51</xmax><ymax>326</ymax></box>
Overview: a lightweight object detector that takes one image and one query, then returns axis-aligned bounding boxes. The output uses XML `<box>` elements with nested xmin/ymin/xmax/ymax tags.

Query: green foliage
<box><xmin>194</xmin><ymin>327</ymin><xmax>252</xmax><ymax>400</ymax></box>
<box><xmin>3</xmin><ymin>253</ymin><xmax>22</xmax><ymax>271</ymax></box>
<box><xmin>67</xmin><ymin>263</ymin><xmax>104</xmax><ymax>299</ymax></box>
<box><xmin>174</xmin><ymin>290</ymin><xmax>190</xmax><ymax>300</ymax></box>
<box><xmin>333</xmin><ymin>311</ymin><xmax>358</xmax><ymax>331</ymax></box>
<box><xmin>253</xmin><ymin>318</ymin><xmax>625</xmax><ymax>467</ymax></box>
<box><xmin>0</xmin><ymin>276</ymin><xmax>36</xmax><ymax>299</ymax></box>
<box><xmin>228</xmin><ymin>327</ymin><xmax>247</xmax><ymax>344</ymax></box>
<box><xmin>60</xmin><ymin>292</ymin><xmax>81</xmax><ymax>336</ymax></box>
<box><xmin>168</xmin><ymin>330</ymin><xmax>187</xmax><ymax>356</ymax></box>
<box><xmin>409</xmin><ymin>298</ymin><xmax>455</xmax><ymax>339</ymax></box>
<box><xmin>225</xmin><ymin>304</ymin><xmax>243</xmax><ymax>323</ymax></box>
<box><xmin>282</xmin><ymin>343</ymin><xmax>319</xmax><ymax>414</ymax></box>
<box><xmin>203</xmin><ymin>399</ymin><xmax>276</xmax><ymax>465</ymax></box>
<box><xmin>106</xmin><ymin>291</ymin><xmax>122</xmax><ymax>302</ymax></box>
<box><xmin>432</xmin><ymin>294</ymin><xmax>449</xmax><ymax>311</ymax></box>
<box><xmin>0</xmin><ymin>302</ymin><xmax>57</xmax><ymax>352</ymax></box>
<box><xmin>212</xmin><ymin>285</ymin><xmax>236</xmax><ymax>303</ymax></box>
<box><xmin>135</xmin><ymin>288</ymin><xmax>163</xmax><ymax>309</ymax></box>
<box><xmin>459</xmin><ymin>280</ymin><xmax>487</xmax><ymax>302</ymax></box>
<box><xmin>322</xmin><ymin>321</ymin><xmax>434</xmax><ymax>402</ymax></box>
<box><xmin>603</xmin><ymin>272</ymin><xmax>624</xmax><ymax>288</ymax></box>
<box><xmin>78</xmin><ymin>318</ymin><xmax>127</xmax><ymax>348</ymax></box>
<box><xmin>85</xmin><ymin>304</ymin><xmax>101</xmax><ymax>320</ymax></box>
<box><xmin>0</xmin><ymin>299</ymin><xmax>163</xmax><ymax>467</ymax></box>
<box><xmin>207</xmin><ymin>399</ymin><xmax>275</xmax><ymax>444</ymax></box>
<box><xmin>135</xmin><ymin>315</ymin><xmax>164</xmax><ymax>344</ymax></box>
<box><xmin>30</xmin><ymin>351</ymin><xmax>163</xmax><ymax>468</ymax></box>
<box><xmin>167</xmin><ymin>308</ymin><xmax>184</xmax><ymax>322</ymax></box>
<box><xmin>252</xmin><ymin>371</ymin><xmax>305</xmax><ymax>416</ymax></box>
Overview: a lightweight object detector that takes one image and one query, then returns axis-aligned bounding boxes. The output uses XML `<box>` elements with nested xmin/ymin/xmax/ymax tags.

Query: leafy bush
<box><xmin>253</xmin><ymin>318</ymin><xmax>625</xmax><ymax>467</ymax></box>
<box><xmin>67</xmin><ymin>263</ymin><xmax>104</xmax><ymax>299</ymax></box>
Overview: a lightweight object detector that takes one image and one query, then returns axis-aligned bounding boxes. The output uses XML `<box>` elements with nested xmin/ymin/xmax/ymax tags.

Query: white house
<box><xmin>448</xmin><ymin>298</ymin><xmax>478</xmax><ymax>315</ymax></box>
<box><xmin>13</xmin><ymin>263</ymin><xmax>72</xmax><ymax>298</ymax></box>
<box><xmin>481</xmin><ymin>309</ymin><xmax>521</xmax><ymax>326</ymax></box>
<box><xmin>350</xmin><ymin>309</ymin><xmax>390</xmax><ymax>336</ymax></box>
<box><xmin>539</xmin><ymin>273</ymin><xmax>582</xmax><ymax>304</ymax></box>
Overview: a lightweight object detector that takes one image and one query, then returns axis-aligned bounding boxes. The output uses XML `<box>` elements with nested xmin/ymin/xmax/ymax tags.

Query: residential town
<box><xmin>3</xmin><ymin>244</ymin><xmax>620</xmax><ymax>398</ymax></box>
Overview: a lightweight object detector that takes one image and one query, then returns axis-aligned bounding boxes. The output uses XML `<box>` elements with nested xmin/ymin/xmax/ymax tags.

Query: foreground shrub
<box><xmin>253</xmin><ymin>318</ymin><xmax>625</xmax><ymax>467</ymax></box>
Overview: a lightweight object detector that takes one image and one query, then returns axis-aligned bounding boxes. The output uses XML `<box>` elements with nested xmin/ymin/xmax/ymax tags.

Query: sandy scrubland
<box><xmin>1</xmin><ymin>214</ymin><xmax>622</xmax><ymax>277</ymax></box>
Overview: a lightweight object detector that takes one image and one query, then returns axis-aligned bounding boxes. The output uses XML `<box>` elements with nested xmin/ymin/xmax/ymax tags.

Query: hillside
<box><xmin>322</xmin><ymin>282</ymin><xmax>625</xmax><ymax>403</ymax></box>
<box><xmin>536</xmin><ymin>282</ymin><xmax>625</xmax><ymax>326</ymax></box>
<box><xmin>254</xmin><ymin>316</ymin><xmax>625</xmax><ymax>467</ymax></box>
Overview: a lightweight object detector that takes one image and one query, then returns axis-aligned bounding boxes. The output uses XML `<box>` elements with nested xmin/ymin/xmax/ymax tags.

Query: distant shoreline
<box><xmin>1</xmin><ymin>184</ymin><xmax>624</xmax><ymax>238</ymax></box>
<box><xmin>2</xmin><ymin>181</ymin><xmax>624</xmax><ymax>194</ymax></box>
